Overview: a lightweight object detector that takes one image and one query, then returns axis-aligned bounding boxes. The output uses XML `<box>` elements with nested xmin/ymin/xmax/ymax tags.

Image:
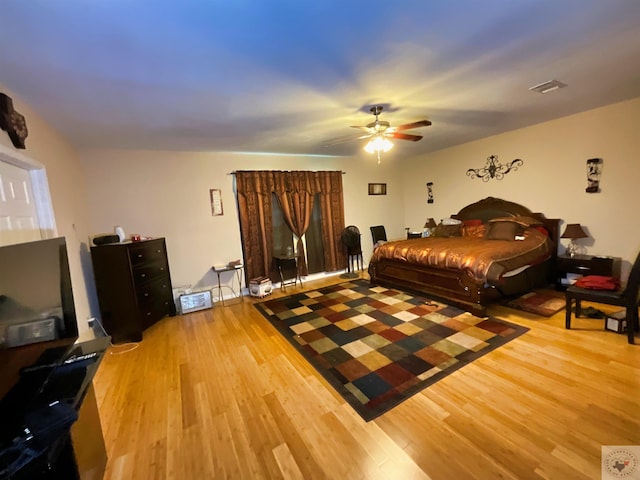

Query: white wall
<box><xmin>81</xmin><ymin>149</ymin><xmax>405</xmax><ymax>295</ymax></box>
<box><xmin>401</xmin><ymin>96</ymin><xmax>640</xmax><ymax>277</ymax></box>
<box><xmin>0</xmin><ymin>84</ymin><xmax>95</xmax><ymax>336</ymax></box>
<box><xmin>82</xmin><ymin>97</ymin><xmax>640</xmax><ymax>297</ymax></box>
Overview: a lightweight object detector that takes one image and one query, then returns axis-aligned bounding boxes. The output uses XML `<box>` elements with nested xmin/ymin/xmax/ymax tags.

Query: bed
<box><xmin>367</xmin><ymin>197</ymin><xmax>560</xmax><ymax>316</ymax></box>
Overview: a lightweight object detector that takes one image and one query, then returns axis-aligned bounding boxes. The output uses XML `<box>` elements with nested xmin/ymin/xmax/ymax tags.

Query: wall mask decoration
<box><xmin>586</xmin><ymin>158</ymin><xmax>602</xmax><ymax>193</ymax></box>
<box><xmin>0</xmin><ymin>93</ymin><xmax>28</xmax><ymax>149</ymax></box>
<box><xmin>426</xmin><ymin>182</ymin><xmax>434</xmax><ymax>203</ymax></box>
<box><xmin>210</xmin><ymin>188</ymin><xmax>224</xmax><ymax>215</ymax></box>
<box><xmin>466</xmin><ymin>155</ymin><xmax>523</xmax><ymax>181</ymax></box>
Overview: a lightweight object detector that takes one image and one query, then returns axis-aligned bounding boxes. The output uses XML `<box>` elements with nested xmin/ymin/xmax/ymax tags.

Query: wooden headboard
<box><xmin>457</xmin><ymin>197</ymin><xmax>539</xmax><ymax>222</ymax></box>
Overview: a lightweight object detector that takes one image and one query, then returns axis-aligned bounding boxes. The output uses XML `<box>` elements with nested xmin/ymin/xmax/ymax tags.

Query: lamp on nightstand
<box><xmin>561</xmin><ymin>223</ymin><xmax>588</xmax><ymax>257</ymax></box>
<box><xmin>422</xmin><ymin>218</ymin><xmax>437</xmax><ymax>237</ymax></box>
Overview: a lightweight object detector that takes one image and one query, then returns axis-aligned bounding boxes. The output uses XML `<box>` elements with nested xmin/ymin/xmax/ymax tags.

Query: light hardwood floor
<box><xmin>93</xmin><ymin>274</ymin><xmax>639</xmax><ymax>479</ymax></box>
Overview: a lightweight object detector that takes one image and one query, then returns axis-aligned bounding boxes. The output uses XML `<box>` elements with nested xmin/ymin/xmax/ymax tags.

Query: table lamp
<box><xmin>423</xmin><ymin>218</ymin><xmax>437</xmax><ymax>237</ymax></box>
<box><xmin>561</xmin><ymin>223</ymin><xmax>588</xmax><ymax>257</ymax></box>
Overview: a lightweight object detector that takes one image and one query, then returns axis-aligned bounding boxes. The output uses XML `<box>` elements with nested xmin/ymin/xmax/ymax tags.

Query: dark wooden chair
<box><xmin>370</xmin><ymin>225</ymin><xmax>387</xmax><ymax>245</ymax></box>
<box><xmin>565</xmin><ymin>249</ymin><xmax>640</xmax><ymax>344</ymax></box>
<box><xmin>341</xmin><ymin>225</ymin><xmax>363</xmax><ymax>275</ymax></box>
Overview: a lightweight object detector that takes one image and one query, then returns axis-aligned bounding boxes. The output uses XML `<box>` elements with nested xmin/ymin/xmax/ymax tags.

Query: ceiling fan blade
<box><xmin>393</xmin><ymin>119</ymin><xmax>432</xmax><ymax>131</ymax></box>
<box><xmin>324</xmin><ymin>133</ymin><xmax>372</xmax><ymax>146</ymax></box>
<box><xmin>350</xmin><ymin>125</ymin><xmax>373</xmax><ymax>132</ymax></box>
<box><xmin>390</xmin><ymin>132</ymin><xmax>423</xmax><ymax>141</ymax></box>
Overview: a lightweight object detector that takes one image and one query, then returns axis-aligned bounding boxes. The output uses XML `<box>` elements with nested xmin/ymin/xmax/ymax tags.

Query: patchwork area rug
<box><xmin>503</xmin><ymin>289</ymin><xmax>566</xmax><ymax>317</ymax></box>
<box><xmin>254</xmin><ymin>279</ymin><xmax>528</xmax><ymax>421</ymax></box>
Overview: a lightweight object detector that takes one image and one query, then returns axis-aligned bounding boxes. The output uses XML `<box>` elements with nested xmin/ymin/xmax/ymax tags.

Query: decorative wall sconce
<box><xmin>426</xmin><ymin>182</ymin><xmax>434</xmax><ymax>203</ymax></box>
<box><xmin>586</xmin><ymin>158</ymin><xmax>602</xmax><ymax>193</ymax></box>
<box><xmin>561</xmin><ymin>223</ymin><xmax>588</xmax><ymax>257</ymax></box>
<box><xmin>210</xmin><ymin>188</ymin><xmax>224</xmax><ymax>215</ymax></box>
<box><xmin>466</xmin><ymin>155</ymin><xmax>523</xmax><ymax>181</ymax></box>
<box><xmin>0</xmin><ymin>93</ymin><xmax>28</xmax><ymax>149</ymax></box>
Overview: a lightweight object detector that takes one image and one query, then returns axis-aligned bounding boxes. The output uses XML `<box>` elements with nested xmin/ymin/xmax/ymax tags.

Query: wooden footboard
<box><xmin>368</xmin><ymin>258</ymin><xmax>500</xmax><ymax>316</ymax></box>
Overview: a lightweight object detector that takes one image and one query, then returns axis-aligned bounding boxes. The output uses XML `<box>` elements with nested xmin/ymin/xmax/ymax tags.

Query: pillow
<box><xmin>574</xmin><ymin>275</ymin><xmax>620</xmax><ymax>290</ymax></box>
<box><xmin>462</xmin><ymin>223</ymin><xmax>487</xmax><ymax>238</ymax></box>
<box><xmin>433</xmin><ymin>223</ymin><xmax>462</xmax><ymax>237</ymax></box>
<box><xmin>533</xmin><ymin>225</ymin><xmax>549</xmax><ymax>236</ymax></box>
<box><xmin>484</xmin><ymin>221</ymin><xmax>522</xmax><ymax>240</ymax></box>
<box><xmin>462</xmin><ymin>219</ymin><xmax>483</xmax><ymax>227</ymax></box>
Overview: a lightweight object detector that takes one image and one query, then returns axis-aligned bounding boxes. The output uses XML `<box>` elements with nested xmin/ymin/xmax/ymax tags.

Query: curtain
<box><xmin>235</xmin><ymin>171</ymin><xmax>275</xmax><ymax>281</ymax></box>
<box><xmin>315</xmin><ymin>171</ymin><xmax>345</xmax><ymax>276</ymax></box>
<box><xmin>272</xmin><ymin>171</ymin><xmax>314</xmax><ymax>275</ymax></box>
<box><xmin>235</xmin><ymin>170</ymin><xmax>345</xmax><ymax>281</ymax></box>
<box><xmin>304</xmin><ymin>196</ymin><xmax>325</xmax><ymax>274</ymax></box>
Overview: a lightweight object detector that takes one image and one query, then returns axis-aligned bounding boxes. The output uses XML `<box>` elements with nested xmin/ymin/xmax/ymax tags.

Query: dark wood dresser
<box><xmin>90</xmin><ymin>238</ymin><xmax>176</xmax><ymax>343</ymax></box>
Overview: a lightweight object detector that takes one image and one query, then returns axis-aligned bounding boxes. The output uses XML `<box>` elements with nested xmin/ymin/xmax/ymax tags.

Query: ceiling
<box><xmin>1</xmin><ymin>0</ymin><xmax>640</xmax><ymax>159</ymax></box>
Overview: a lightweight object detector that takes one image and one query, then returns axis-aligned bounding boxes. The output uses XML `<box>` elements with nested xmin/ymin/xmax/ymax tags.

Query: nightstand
<box><xmin>556</xmin><ymin>254</ymin><xmax>621</xmax><ymax>290</ymax></box>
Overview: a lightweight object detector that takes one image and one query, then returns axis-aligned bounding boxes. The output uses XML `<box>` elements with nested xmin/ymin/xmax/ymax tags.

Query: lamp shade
<box><xmin>424</xmin><ymin>218</ymin><xmax>437</xmax><ymax>229</ymax></box>
<box><xmin>561</xmin><ymin>223</ymin><xmax>588</xmax><ymax>239</ymax></box>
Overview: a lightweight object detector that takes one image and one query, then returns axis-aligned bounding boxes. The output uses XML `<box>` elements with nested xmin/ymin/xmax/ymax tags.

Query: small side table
<box><xmin>556</xmin><ymin>254</ymin><xmax>621</xmax><ymax>290</ymax></box>
<box><xmin>211</xmin><ymin>264</ymin><xmax>244</xmax><ymax>305</ymax></box>
<box><xmin>273</xmin><ymin>255</ymin><xmax>302</xmax><ymax>290</ymax></box>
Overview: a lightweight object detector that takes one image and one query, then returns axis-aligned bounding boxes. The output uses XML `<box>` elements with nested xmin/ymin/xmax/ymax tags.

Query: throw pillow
<box><xmin>574</xmin><ymin>275</ymin><xmax>620</xmax><ymax>290</ymax></box>
<box><xmin>462</xmin><ymin>223</ymin><xmax>487</xmax><ymax>238</ymax></box>
<box><xmin>433</xmin><ymin>223</ymin><xmax>462</xmax><ymax>237</ymax></box>
<box><xmin>485</xmin><ymin>221</ymin><xmax>521</xmax><ymax>240</ymax></box>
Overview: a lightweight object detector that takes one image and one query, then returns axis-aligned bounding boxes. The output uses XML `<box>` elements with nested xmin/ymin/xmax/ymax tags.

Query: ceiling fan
<box><xmin>327</xmin><ymin>105</ymin><xmax>432</xmax><ymax>163</ymax></box>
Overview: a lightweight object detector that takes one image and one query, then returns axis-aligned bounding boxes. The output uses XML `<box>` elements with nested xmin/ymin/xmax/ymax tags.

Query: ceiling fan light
<box><xmin>364</xmin><ymin>142</ymin><xmax>375</xmax><ymax>154</ymax></box>
<box><xmin>365</xmin><ymin>135</ymin><xmax>393</xmax><ymax>154</ymax></box>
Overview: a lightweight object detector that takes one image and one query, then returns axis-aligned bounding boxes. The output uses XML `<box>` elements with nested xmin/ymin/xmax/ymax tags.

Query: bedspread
<box><xmin>369</xmin><ymin>228</ymin><xmax>552</xmax><ymax>284</ymax></box>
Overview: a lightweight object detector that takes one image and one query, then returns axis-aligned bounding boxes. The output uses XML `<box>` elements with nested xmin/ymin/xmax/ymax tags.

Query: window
<box><xmin>272</xmin><ymin>193</ymin><xmax>293</xmax><ymax>257</ymax></box>
<box><xmin>271</xmin><ymin>193</ymin><xmax>325</xmax><ymax>274</ymax></box>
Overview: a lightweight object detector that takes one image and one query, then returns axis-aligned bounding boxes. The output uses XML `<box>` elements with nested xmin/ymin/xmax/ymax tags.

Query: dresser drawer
<box><xmin>557</xmin><ymin>256</ymin><xmax>614</xmax><ymax>275</ymax></box>
<box><xmin>139</xmin><ymin>300</ymin><xmax>174</xmax><ymax>329</ymax></box>
<box><xmin>557</xmin><ymin>257</ymin><xmax>596</xmax><ymax>274</ymax></box>
<box><xmin>136</xmin><ymin>276</ymin><xmax>172</xmax><ymax>306</ymax></box>
<box><xmin>589</xmin><ymin>256</ymin><xmax>619</xmax><ymax>276</ymax></box>
<box><xmin>129</xmin><ymin>242</ymin><xmax>169</xmax><ymax>267</ymax></box>
<box><xmin>131</xmin><ymin>261</ymin><xmax>170</xmax><ymax>285</ymax></box>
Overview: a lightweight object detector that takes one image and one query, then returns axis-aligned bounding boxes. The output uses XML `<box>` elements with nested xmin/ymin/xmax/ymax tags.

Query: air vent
<box><xmin>529</xmin><ymin>80</ymin><xmax>567</xmax><ymax>94</ymax></box>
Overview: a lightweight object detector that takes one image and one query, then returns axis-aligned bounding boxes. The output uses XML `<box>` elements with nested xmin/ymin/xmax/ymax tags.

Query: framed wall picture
<box><xmin>210</xmin><ymin>189</ymin><xmax>224</xmax><ymax>216</ymax></box>
<box><xmin>368</xmin><ymin>183</ymin><xmax>387</xmax><ymax>195</ymax></box>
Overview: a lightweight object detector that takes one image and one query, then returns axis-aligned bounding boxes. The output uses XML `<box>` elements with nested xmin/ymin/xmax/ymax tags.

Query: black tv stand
<box><xmin>0</xmin><ymin>337</ymin><xmax>110</xmax><ymax>479</ymax></box>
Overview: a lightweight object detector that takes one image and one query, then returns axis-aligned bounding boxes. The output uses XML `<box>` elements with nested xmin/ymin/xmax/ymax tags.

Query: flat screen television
<box><xmin>0</xmin><ymin>237</ymin><xmax>79</xmax><ymax>398</ymax></box>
